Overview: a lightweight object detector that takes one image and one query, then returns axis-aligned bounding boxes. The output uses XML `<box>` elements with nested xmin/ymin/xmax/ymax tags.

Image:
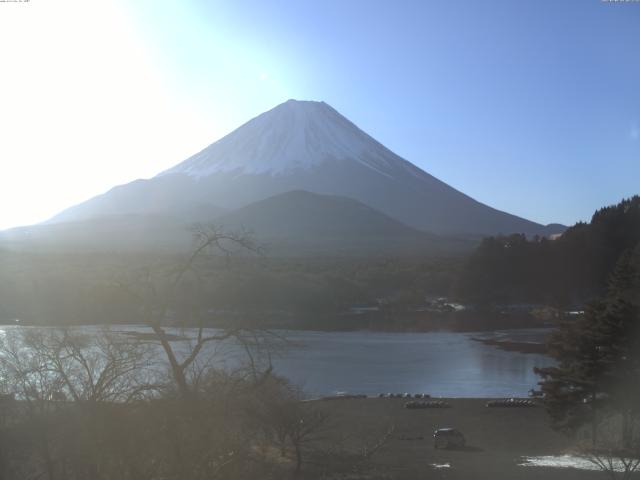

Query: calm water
<box><xmin>1</xmin><ymin>325</ymin><xmax>554</xmax><ymax>398</ymax></box>
<box><xmin>265</xmin><ymin>329</ymin><xmax>553</xmax><ymax>398</ymax></box>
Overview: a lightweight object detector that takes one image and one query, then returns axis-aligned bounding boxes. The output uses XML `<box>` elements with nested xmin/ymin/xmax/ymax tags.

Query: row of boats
<box><xmin>486</xmin><ymin>398</ymin><xmax>537</xmax><ymax>408</ymax></box>
<box><xmin>378</xmin><ymin>393</ymin><xmax>432</xmax><ymax>399</ymax></box>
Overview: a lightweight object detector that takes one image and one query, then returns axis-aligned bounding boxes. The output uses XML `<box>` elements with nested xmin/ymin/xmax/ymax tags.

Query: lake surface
<box><xmin>265</xmin><ymin>329</ymin><xmax>554</xmax><ymax>398</ymax></box>
<box><xmin>1</xmin><ymin>326</ymin><xmax>554</xmax><ymax>398</ymax></box>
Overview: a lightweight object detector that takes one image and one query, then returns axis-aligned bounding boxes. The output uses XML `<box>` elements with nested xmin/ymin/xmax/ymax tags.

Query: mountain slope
<box><xmin>0</xmin><ymin>214</ymin><xmax>194</xmax><ymax>252</ymax></box>
<box><xmin>215</xmin><ymin>190</ymin><xmax>468</xmax><ymax>255</ymax></box>
<box><xmin>51</xmin><ymin>99</ymin><xmax>563</xmax><ymax>237</ymax></box>
<box><xmin>0</xmin><ymin>191</ymin><xmax>470</xmax><ymax>255</ymax></box>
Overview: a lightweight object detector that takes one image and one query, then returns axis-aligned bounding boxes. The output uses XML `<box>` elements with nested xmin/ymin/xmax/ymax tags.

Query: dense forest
<box><xmin>456</xmin><ymin>196</ymin><xmax>640</xmax><ymax>307</ymax></box>
<box><xmin>0</xmin><ymin>250</ymin><xmax>460</xmax><ymax>328</ymax></box>
<box><xmin>1</xmin><ymin>196</ymin><xmax>637</xmax><ymax>329</ymax></box>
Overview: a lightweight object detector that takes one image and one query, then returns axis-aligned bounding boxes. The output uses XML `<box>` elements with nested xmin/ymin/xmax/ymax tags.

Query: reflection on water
<box><xmin>0</xmin><ymin>325</ymin><xmax>554</xmax><ymax>398</ymax></box>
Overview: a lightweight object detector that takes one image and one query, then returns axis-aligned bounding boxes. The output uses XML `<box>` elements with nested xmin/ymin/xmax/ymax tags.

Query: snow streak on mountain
<box><xmin>159</xmin><ymin>100</ymin><xmax>421</xmax><ymax>179</ymax></box>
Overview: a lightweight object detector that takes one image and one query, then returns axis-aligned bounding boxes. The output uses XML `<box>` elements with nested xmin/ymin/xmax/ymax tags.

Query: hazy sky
<box><xmin>1</xmin><ymin>0</ymin><xmax>638</xmax><ymax>230</ymax></box>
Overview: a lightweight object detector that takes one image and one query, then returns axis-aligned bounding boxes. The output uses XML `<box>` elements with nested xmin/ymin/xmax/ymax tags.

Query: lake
<box><xmin>1</xmin><ymin>325</ymin><xmax>554</xmax><ymax>398</ymax></box>
<box><xmin>264</xmin><ymin>329</ymin><xmax>553</xmax><ymax>398</ymax></box>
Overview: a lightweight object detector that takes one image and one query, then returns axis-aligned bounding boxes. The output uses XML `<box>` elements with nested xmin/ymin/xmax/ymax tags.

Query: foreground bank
<box><xmin>309</xmin><ymin>397</ymin><xmax>625</xmax><ymax>479</ymax></box>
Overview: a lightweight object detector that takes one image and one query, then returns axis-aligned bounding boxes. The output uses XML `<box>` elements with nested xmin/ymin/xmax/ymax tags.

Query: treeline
<box><xmin>456</xmin><ymin>196</ymin><xmax>640</xmax><ymax>306</ymax></box>
<box><xmin>0</xmin><ymin>251</ymin><xmax>461</xmax><ymax>327</ymax></box>
<box><xmin>535</xmin><ymin>235</ymin><xmax>640</xmax><ymax>466</ymax></box>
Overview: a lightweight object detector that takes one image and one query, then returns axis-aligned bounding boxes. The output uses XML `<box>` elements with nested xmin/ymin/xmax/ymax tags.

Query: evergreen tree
<box><xmin>534</xmin><ymin>301</ymin><xmax>607</xmax><ymax>443</ymax></box>
<box><xmin>457</xmin><ymin>196</ymin><xmax>640</xmax><ymax>305</ymax></box>
<box><xmin>596</xmin><ymin>247</ymin><xmax>640</xmax><ymax>448</ymax></box>
<box><xmin>535</xmin><ymin>244</ymin><xmax>640</xmax><ymax>447</ymax></box>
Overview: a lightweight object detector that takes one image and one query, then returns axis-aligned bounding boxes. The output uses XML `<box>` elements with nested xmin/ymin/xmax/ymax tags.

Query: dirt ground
<box><xmin>312</xmin><ymin>397</ymin><xmax>635</xmax><ymax>480</ymax></box>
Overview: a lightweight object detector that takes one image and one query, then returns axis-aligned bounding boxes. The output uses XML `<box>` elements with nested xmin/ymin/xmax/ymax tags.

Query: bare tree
<box><xmin>0</xmin><ymin>327</ymin><xmax>158</xmax><ymax>404</ymax></box>
<box><xmin>324</xmin><ymin>426</ymin><xmax>395</xmax><ymax>479</ymax></box>
<box><xmin>118</xmin><ymin>225</ymin><xmax>269</xmax><ymax>398</ymax></box>
<box><xmin>0</xmin><ymin>226</ymin><xmax>305</xmax><ymax>480</ymax></box>
<box><xmin>0</xmin><ymin>327</ymin><xmax>160</xmax><ymax>480</ymax></box>
<box><xmin>586</xmin><ymin>453</ymin><xmax>640</xmax><ymax>480</ymax></box>
<box><xmin>249</xmin><ymin>378</ymin><xmax>330</xmax><ymax>476</ymax></box>
<box><xmin>578</xmin><ymin>414</ymin><xmax>640</xmax><ymax>480</ymax></box>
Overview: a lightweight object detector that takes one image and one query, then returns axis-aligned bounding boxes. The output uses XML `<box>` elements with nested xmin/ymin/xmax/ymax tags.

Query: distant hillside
<box><xmin>456</xmin><ymin>196</ymin><xmax>640</xmax><ymax>305</ymax></box>
<box><xmin>0</xmin><ymin>214</ymin><xmax>195</xmax><ymax>253</ymax></box>
<box><xmin>215</xmin><ymin>190</ymin><xmax>471</xmax><ymax>256</ymax></box>
<box><xmin>0</xmin><ymin>190</ymin><xmax>472</xmax><ymax>256</ymax></box>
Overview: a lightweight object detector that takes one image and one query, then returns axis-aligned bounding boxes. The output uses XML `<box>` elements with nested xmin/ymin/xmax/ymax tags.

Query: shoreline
<box><xmin>1</xmin><ymin>315</ymin><xmax>555</xmax><ymax>335</ymax></box>
<box><xmin>471</xmin><ymin>336</ymin><xmax>548</xmax><ymax>354</ymax></box>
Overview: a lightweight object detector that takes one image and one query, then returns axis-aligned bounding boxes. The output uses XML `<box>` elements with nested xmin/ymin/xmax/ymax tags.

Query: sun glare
<box><xmin>0</xmin><ymin>1</ymin><xmax>215</xmax><ymax>229</ymax></box>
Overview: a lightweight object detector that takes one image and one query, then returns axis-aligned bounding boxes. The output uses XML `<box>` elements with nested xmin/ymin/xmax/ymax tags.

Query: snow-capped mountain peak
<box><xmin>158</xmin><ymin>99</ymin><xmax>418</xmax><ymax>178</ymax></box>
<box><xmin>49</xmin><ymin>99</ymin><xmax>563</xmax><ymax>238</ymax></box>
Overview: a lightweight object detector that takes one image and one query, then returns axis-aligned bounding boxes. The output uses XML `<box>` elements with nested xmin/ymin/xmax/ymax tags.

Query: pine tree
<box><xmin>535</xmin><ymin>244</ymin><xmax>640</xmax><ymax>447</ymax></box>
<box><xmin>596</xmin><ymin>247</ymin><xmax>640</xmax><ymax>448</ymax></box>
<box><xmin>534</xmin><ymin>301</ymin><xmax>607</xmax><ymax>443</ymax></box>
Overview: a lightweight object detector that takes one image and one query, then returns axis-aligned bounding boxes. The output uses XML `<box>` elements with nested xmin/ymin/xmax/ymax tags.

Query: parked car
<box><xmin>433</xmin><ymin>428</ymin><xmax>466</xmax><ymax>449</ymax></box>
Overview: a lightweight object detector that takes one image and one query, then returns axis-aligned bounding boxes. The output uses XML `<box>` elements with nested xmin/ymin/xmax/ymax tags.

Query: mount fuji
<box><xmin>50</xmin><ymin>99</ymin><xmax>562</xmax><ymax>240</ymax></box>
